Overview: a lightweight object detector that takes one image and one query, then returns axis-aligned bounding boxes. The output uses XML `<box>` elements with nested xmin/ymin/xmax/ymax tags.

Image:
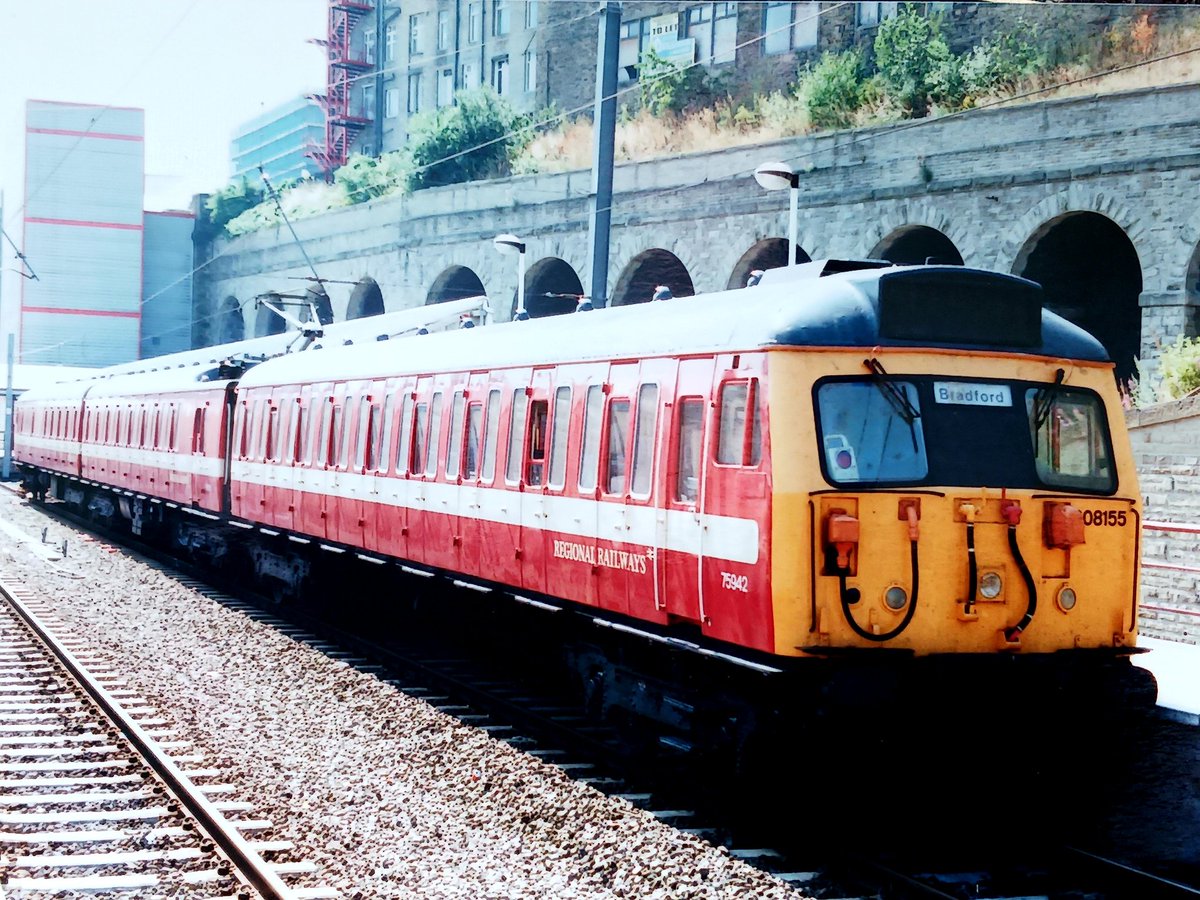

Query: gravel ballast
<box><xmin>0</xmin><ymin>489</ymin><xmax>803</xmax><ymax>899</ymax></box>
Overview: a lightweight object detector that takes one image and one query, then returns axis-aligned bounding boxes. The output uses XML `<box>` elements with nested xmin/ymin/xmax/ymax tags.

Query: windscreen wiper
<box><xmin>1032</xmin><ymin>368</ymin><xmax>1066</xmax><ymax>456</ymax></box>
<box><xmin>864</xmin><ymin>357</ymin><xmax>921</xmax><ymax>451</ymax></box>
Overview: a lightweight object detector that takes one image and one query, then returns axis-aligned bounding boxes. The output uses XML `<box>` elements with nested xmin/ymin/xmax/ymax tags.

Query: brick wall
<box><xmin>1128</xmin><ymin>398</ymin><xmax>1200</xmax><ymax>644</ymax></box>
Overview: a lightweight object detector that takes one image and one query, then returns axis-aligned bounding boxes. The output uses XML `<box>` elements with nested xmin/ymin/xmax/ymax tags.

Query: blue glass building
<box><xmin>230</xmin><ymin>96</ymin><xmax>325</xmax><ymax>187</ymax></box>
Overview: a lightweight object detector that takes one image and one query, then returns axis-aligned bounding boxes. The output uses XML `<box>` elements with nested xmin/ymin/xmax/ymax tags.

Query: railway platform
<box><xmin>1134</xmin><ymin>636</ymin><xmax>1200</xmax><ymax>725</ymax></box>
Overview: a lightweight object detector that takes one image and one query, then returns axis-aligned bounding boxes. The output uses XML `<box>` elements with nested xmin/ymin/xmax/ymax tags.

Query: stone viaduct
<box><xmin>196</xmin><ymin>82</ymin><xmax>1200</xmax><ymax>383</ymax></box>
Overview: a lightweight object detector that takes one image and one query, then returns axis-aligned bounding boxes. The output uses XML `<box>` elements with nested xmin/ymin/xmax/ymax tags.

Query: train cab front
<box><xmin>769</xmin><ymin>349</ymin><xmax>1154</xmax><ymax>713</ymax></box>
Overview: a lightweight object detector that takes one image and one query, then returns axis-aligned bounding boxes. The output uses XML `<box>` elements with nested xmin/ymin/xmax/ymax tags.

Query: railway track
<box><xmin>0</xmin><ymin>574</ymin><xmax>336</xmax><ymax>899</ymax></box>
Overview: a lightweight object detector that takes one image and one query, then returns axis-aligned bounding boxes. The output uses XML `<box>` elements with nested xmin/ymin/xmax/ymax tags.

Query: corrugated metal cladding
<box><xmin>140</xmin><ymin>213</ymin><xmax>194</xmax><ymax>358</ymax></box>
<box><xmin>22</xmin><ymin>101</ymin><xmax>145</xmax><ymax>367</ymax></box>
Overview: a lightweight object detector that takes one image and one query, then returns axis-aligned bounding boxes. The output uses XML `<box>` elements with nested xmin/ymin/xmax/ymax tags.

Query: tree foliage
<box><xmin>406</xmin><ymin>87</ymin><xmax>524</xmax><ymax>191</ymax></box>
<box><xmin>872</xmin><ymin>5</ymin><xmax>953</xmax><ymax>117</ymax></box>
<box><xmin>334</xmin><ymin>152</ymin><xmax>410</xmax><ymax>204</ymax></box>
<box><xmin>638</xmin><ymin>48</ymin><xmax>713</xmax><ymax>116</ymax></box>
<box><xmin>204</xmin><ymin>177</ymin><xmax>264</xmax><ymax>234</ymax></box>
<box><xmin>798</xmin><ymin>49</ymin><xmax>873</xmax><ymax>130</ymax></box>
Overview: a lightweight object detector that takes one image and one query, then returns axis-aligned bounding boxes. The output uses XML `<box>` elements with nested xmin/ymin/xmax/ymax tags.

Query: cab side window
<box><xmin>717</xmin><ymin>380</ymin><xmax>762</xmax><ymax>466</ymax></box>
<box><xmin>605</xmin><ymin>399</ymin><xmax>631</xmax><ymax>494</ymax></box>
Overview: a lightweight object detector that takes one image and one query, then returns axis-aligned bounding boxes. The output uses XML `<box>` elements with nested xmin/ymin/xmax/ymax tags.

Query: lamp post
<box><xmin>493</xmin><ymin>233</ymin><xmax>528</xmax><ymax>321</ymax></box>
<box><xmin>753</xmin><ymin>161</ymin><xmax>800</xmax><ymax>268</ymax></box>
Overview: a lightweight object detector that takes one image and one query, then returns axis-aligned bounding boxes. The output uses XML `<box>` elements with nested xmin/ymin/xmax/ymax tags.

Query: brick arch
<box><xmin>610</xmin><ymin>248</ymin><xmax>695</xmax><ymax>307</ymax></box>
<box><xmin>861</xmin><ymin>204</ymin><xmax>970</xmax><ymax>264</ymax></box>
<box><xmin>999</xmin><ymin>188</ymin><xmax>1148</xmax><ymax>277</ymax></box>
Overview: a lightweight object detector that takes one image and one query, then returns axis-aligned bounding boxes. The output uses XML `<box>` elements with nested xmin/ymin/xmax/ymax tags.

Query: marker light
<box><xmin>979</xmin><ymin>572</ymin><xmax>1003</xmax><ymax>600</ymax></box>
<box><xmin>835</xmin><ymin>450</ymin><xmax>853</xmax><ymax>469</ymax></box>
<box><xmin>884</xmin><ymin>586</ymin><xmax>908</xmax><ymax>610</ymax></box>
<box><xmin>1057</xmin><ymin>586</ymin><xmax>1078</xmax><ymax>612</ymax></box>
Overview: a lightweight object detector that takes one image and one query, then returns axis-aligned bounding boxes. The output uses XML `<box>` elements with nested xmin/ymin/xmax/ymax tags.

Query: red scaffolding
<box><xmin>308</xmin><ymin>0</ymin><xmax>375</xmax><ymax>177</ymax></box>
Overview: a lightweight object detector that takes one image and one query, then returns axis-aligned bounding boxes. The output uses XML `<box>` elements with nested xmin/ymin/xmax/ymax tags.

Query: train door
<box><xmin>362</xmin><ymin>381</ymin><xmax>392</xmax><ymax>556</ymax></box>
<box><xmin>426</xmin><ymin>377</ymin><xmax>464</xmax><ymax>572</ymax></box>
<box><xmin>659</xmin><ymin>357</ymin><xmax>715</xmax><ymax>626</ymax></box>
<box><xmin>331</xmin><ymin>383</ymin><xmax>366</xmax><ymax>548</ymax></box>
<box><xmin>633</xmin><ymin>357</ymin><xmax>675</xmax><ymax>626</ymax></box>
<box><xmin>494</xmin><ymin>373</ymin><xmax>531</xmax><ymax>589</ymax></box>
<box><xmin>407</xmin><ymin>376</ymin><xmax>442</xmax><ymax>569</ymax></box>
<box><xmin>572</xmin><ymin>375</ymin><xmax>607</xmax><ymax>608</ymax></box>
<box><xmin>274</xmin><ymin>393</ymin><xmax>302</xmax><ymax>533</ymax></box>
<box><xmin>297</xmin><ymin>386</ymin><xmax>333</xmax><ymax>540</ymax></box>
<box><xmin>519</xmin><ymin>368</ymin><xmax>555</xmax><ymax>591</ymax></box>
<box><xmin>379</xmin><ymin>377</ymin><xmax>416</xmax><ymax>560</ymax></box>
<box><xmin>461</xmin><ymin>380</ymin><xmax>503</xmax><ymax>585</ymax></box>
<box><xmin>698</xmin><ymin>358</ymin><xmax>771</xmax><ymax>648</ymax></box>
<box><xmin>593</xmin><ymin>362</ymin><xmax>639</xmax><ymax>618</ymax></box>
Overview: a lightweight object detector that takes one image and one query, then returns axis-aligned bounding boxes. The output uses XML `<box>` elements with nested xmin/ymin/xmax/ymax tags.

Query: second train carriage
<box><xmin>12</xmin><ymin>263</ymin><xmax>1150</xmax><ymax>679</ymax></box>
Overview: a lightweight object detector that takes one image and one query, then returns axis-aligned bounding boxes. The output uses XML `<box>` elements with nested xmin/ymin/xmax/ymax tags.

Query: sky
<box><xmin>0</xmin><ymin>0</ymin><xmax>328</xmax><ymax>347</ymax></box>
<box><xmin>0</xmin><ymin>0</ymin><xmax>327</xmax><ymax>218</ymax></box>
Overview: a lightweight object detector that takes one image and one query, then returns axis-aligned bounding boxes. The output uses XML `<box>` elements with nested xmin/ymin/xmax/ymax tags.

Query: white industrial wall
<box><xmin>21</xmin><ymin>100</ymin><xmax>144</xmax><ymax>367</ymax></box>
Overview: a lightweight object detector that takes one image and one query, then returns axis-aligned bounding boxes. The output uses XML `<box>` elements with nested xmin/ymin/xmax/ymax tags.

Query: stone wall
<box><xmin>1129</xmin><ymin>398</ymin><xmax>1200</xmax><ymax>644</ymax></box>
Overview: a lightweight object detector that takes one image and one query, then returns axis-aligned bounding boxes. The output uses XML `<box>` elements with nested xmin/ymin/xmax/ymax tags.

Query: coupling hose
<box><xmin>1004</xmin><ymin>523</ymin><xmax>1038</xmax><ymax>641</ymax></box>
<box><xmin>839</xmin><ymin>539</ymin><xmax>920</xmax><ymax>643</ymax></box>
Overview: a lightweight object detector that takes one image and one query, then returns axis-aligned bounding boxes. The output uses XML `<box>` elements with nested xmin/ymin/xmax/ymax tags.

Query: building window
<box><xmin>438</xmin><ymin>68</ymin><xmax>454</xmax><ymax>106</ymax></box>
<box><xmin>385</xmin><ymin>23</ymin><xmax>397</xmax><ymax>61</ymax></box>
<box><xmin>385</xmin><ymin>87</ymin><xmax>400</xmax><ymax>118</ymax></box>
<box><xmin>461</xmin><ymin>62</ymin><xmax>477</xmax><ymax>89</ymax></box>
<box><xmin>493</xmin><ymin>0</ymin><xmax>510</xmax><ymax>35</ymax></box>
<box><xmin>857</xmin><ymin>2</ymin><xmax>899</xmax><ymax>26</ymax></box>
<box><xmin>523</xmin><ymin>49</ymin><xmax>537</xmax><ymax>92</ymax></box>
<box><xmin>363</xmin><ymin>28</ymin><xmax>376</xmax><ymax>62</ymax></box>
<box><xmin>491</xmin><ymin>55</ymin><xmax>509</xmax><ymax>96</ymax></box>
<box><xmin>525</xmin><ymin>0</ymin><xmax>538</xmax><ymax>29</ymax></box>
<box><xmin>361</xmin><ymin>84</ymin><xmax>375</xmax><ymax>119</ymax></box>
<box><xmin>408</xmin><ymin>72</ymin><xmax>422</xmax><ymax>113</ymax></box>
<box><xmin>618</xmin><ymin>17</ymin><xmax>651</xmax><ymax>81</ymax></box>
<box><xmin>763</xmin><ymin>1</ymin><xmax>818</xmax><ymax>55</ymax></box>
<box><xmin>684</xmin><ymin>2</ymin><xmax>738</xmax><ymax>65</ymax></box>
<box><xmin>409</xmin><ymin>14</ymin><xmax>424</xmax><ymax>56</ymax></box>
<box><xmin>437</xmin><ymin>10</ymin><xmax>450</xmax><ymax>50</ymax></box>
<box><xmin>469</xmin><ymin>3</ymin><xmax>482</xmax><ymax>42</ymax></box>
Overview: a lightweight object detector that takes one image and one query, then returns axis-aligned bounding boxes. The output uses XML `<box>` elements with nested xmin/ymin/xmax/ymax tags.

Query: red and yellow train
<box><xmin>13</xmin><ymin>262</ymin><xmax>1154</xmax><ymax>734</ymax></box>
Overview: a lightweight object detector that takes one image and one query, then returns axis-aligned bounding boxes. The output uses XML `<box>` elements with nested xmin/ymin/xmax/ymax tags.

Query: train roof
<box><xmin>238</xmin><ymin>264</ymin><xmax>1109</xmax><ymax>389</ymax></box>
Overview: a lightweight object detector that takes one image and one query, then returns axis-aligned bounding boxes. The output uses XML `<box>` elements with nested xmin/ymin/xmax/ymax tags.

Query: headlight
<box><xmin>979</xmin><ymin>571</ymin><xmax>1003</xmax><ymax>600</ymax></box>
<box><xmin>884</xmin><ymin>586</ymin><xmax>908</xmax><ymax>610</ymax></box>
<box><xmin>1057</xmin><ymin>586</ymin><xmax>1077</xmax><ymax>612</ymax></box>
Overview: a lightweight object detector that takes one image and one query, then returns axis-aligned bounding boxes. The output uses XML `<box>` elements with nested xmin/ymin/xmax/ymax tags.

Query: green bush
<box><xmin>406</xmin><ymin>88</ymin><xmax>523</xmax><ymax>191</ymax></box>
<box><xmin>638</xmin><ymin>48</ymin><xmax>712</xmax><ymax>116</ymax></box>
<box><xmin>1158</xmin><ymin>335</ymin><xmax>1200</xmax><ymax>400</ymax></box>
<box><xmin>959</xmin><ymin>27</ymin><xmax>1046</xmax><ymax>98</ymax></box>
<box><xmin>334</xmin><ymin>152</ymin><xmax>410</xmax><ymax>204</ymax></box>
<box><xmin>873</xmin><ymin>5</ymin><xmax>953</xmax><ymax>117</ymax></box>
<box><xmin>204</xmin><ymin>178</ymin><xmax>264</xmax><ymax>233</ymax></box>
<box><xmin>798</xmin><ymin>49</ymin><xmax>871</xmax><ymax>130</ymax></box>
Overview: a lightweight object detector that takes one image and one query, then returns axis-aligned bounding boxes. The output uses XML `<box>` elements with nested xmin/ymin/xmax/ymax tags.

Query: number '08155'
<box><xmin>1081</xmin><ymin>509</ymin><xmax>1127</xmax><ymax>527</ymax></box>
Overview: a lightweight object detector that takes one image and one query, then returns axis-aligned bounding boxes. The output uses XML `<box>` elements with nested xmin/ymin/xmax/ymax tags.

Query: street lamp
<box><xmin>493</xmin><ymin>233</ymin><xmax>528</xmax><ymax>321</ymax></box>
<box><xmin>753</xmin><ymin>161</ymin><xmax>800</xmax><ymax>268</ymax></box>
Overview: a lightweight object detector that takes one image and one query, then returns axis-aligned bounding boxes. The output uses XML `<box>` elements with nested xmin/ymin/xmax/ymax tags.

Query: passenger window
<box><xmin>237</xmin><ymin>405</ymin><xmax>249</xmax><ymax>458</ymax></box>
<box><xmin>447</xmin><ymin>393</ymin><xmax>465</xmax><ymax>479</ymax></box>
<box><xmin>631</xmin><ymin>384</ymin><xmax>658</xmax><ymax>496</ymax></box>
<box><xmin>192</xmin><ymin>409</ymin><xmax>205</xmax><ymax>455</ymax></box>
<box><xmin>168</xmin><ymin>406</ymin><xmax>178</xmax><ymax>452</ymax></box>
<box><xmin>317</xmin><ymin>401</ymin><xmax>333</xmax><ymax>466</ymax></box>
<box><xmin>355</xmin><ymin>398</ymin><xmax>372</xmax><ymax>470</ymax></box>
<box><xmin>464</xmin><ymin>403</ymin><xmax>482</xmax><ymax>479</ymax></box>
<box><xmin>506</xmin><ymin>389</ymin><xmax>528</xmax><ymax>483</ymax></box>
<box><xmin>378</xmin><ymin>394</ymin><xmax>395</xmax><ymax>472</ymax></box>
<box><xmin>605</xmin><ymin>399</ymin><xmax>631</xmax><ymax>494</ymax></box>
<box><xmin>426</xmin><ymin>393</ymin><xmax>444</xmax><ymax>477</ymax></box>
<box><xmin>527</xmin><ymin>399</ymin><xmax>548</xmax><ymax>486</ymax></box>
<box><xmin>339</xmin><ymin>401</ymin><xmax>355</xmax><ymax>468</ymax></box>
<box><xmin>578</xmin><ymin>385</ymin><xmax>603</xmax><ymax>492</ymax></box>
<box><xmin>286</xmin><ymin>403</ymin><xmax>300</xmax><ymax>463</ymax></box>
<box><xmin>717</xmin><ymin>381</ymin><xmax>762</xmax><ymax>466</ymax></box>
<box><xmin>481</xmin><ymin>390</ymin><xmax>500</xmax><ymax>482</ymax></box>
<box><xmin>265</xmin><ymin>405</ymin><xmax>278</xmax><ymax>461</ymax></box>
<box><xmin>548</xmin><ymin>387</ymin><xmax>571</xmax><ymax>489</ymax></box>
<box><xmin>411</xmin><ymin>402</ymin><xmax>429</xmax><ymax>474</ymax></box>
<box><xmin>397</xmin><ymin>395</ymin><xmax>416</xmax><ymax>474</ymax></box>
<box><xmin>675</xmin><ymin>398</ymin><xmax>704</xmax><ymax>503</ymax></box>
<box><xmin>303</xmin><ymin>400</ymin><xmax>321</xmax><ymax>465</ymax></box>
<box><xmin>368</xmin><ymin>401</ymin><xmax>383</xmax><ymax>471</ymax></box>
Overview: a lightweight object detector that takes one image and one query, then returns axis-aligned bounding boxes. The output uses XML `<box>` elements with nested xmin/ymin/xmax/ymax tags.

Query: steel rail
<box><xmin>1063</xmin><ymin>847</ymin><xmax>1200</xmax><ymax>899</ymax></box>
<box><xmin>0</xmin><ymin>575</ymin><xmax>301</xmax><ymax>900</ymax></box>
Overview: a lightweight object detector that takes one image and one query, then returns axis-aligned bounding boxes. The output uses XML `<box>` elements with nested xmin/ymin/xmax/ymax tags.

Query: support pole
<box><xmin>788</xmin><ymin>186</ymin><xmax>799</xmax><ymax>267</ymax></box>
<box><xmin>516</xmin><ymin>250</ymin><xmax>527</xmax><ymax>319</ymax></box>
<box><xmin>587</xmin><ymin>0</ymin><xmax>621</xmax><ymax>307</ymax></box>
<box><xmin>3</xmin><ymin>334</ymin><xmax>13</xmax><ymax>481</ymax></box>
